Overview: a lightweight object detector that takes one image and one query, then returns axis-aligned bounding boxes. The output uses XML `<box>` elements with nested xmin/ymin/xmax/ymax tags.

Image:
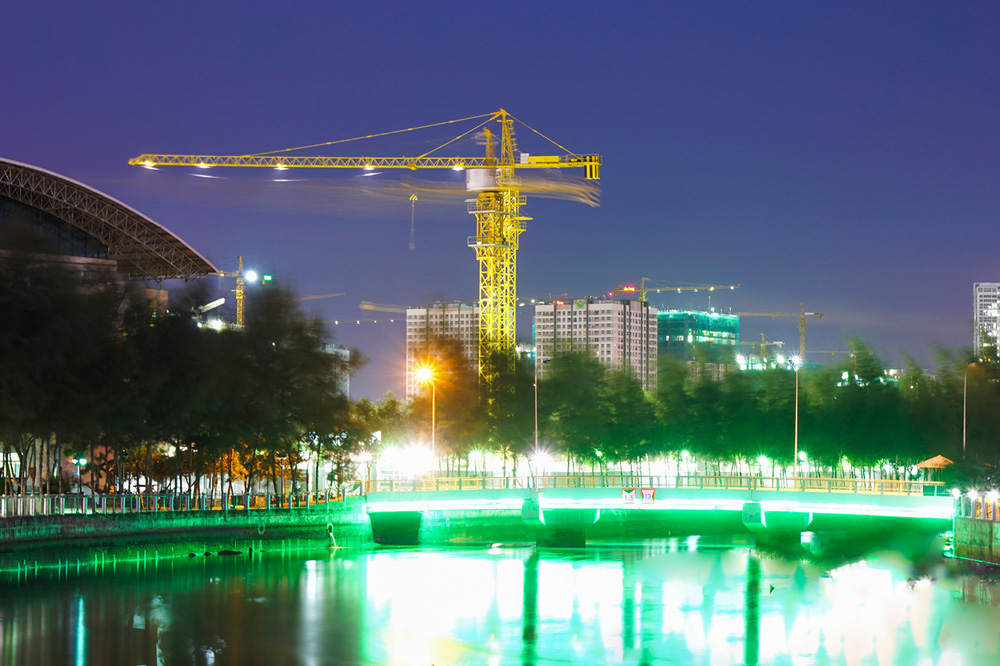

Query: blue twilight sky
<box><xmin>3</xmin><ymin>2</ymin><xmax>999</xmax><ymax>399</ymax></box>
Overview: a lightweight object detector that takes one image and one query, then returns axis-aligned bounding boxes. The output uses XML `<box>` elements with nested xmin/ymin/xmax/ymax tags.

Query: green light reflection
<box><xmin>0</xmin><ymin>539</ymin><xmax>998</xmax><ymax>664</ymax></box>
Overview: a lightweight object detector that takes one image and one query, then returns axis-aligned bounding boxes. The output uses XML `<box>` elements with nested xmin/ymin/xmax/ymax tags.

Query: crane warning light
<box><xmin>622</xmin><ymin>286</ymin><xmax>636</xmax><ymax>292</ymax></box>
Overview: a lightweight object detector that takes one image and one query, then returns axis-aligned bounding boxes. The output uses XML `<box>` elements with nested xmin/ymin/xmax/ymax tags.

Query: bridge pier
<box><xmin>742</xmin><ymin>501</ymin><xmax>814</xmax><ymax>555</ymax></box>
<box><xmin>522</xmin><ymin>498</ymin><xmax>600</xmax><ymax>547</ymax></box>
<box><xmin>741</xmin><ymin>501</ymin><xmax>814</xmax><ymax>534</ymax></box>
<box><xmin>369</xmin><ymin>511</ymin><xmax>422</xmax><ymax>545</ymax></box>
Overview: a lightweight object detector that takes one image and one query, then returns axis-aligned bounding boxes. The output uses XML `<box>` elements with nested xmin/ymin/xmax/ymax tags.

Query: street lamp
<box><xmin>964</xmin><ymin>360</ymin><xmax>977</xmax><ymax>459</ymax></box>
<box><xmin>415</xmin><ymin>365</ymin><xmax>436</xmax><ymax>467</ymax></box>
<box><xmin>72</xmin><ymin>456</ymin><xmax>86</xmax><ymax>495</ymax></box>
<box><xmin>791</xmin><ymin>355</ymin><xmax>801</xmax><ymax>475</ymax></box>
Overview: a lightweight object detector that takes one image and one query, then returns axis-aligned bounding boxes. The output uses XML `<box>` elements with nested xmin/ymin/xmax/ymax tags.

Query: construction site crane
<box><xmin>131</xmin><ymin>110</ymin><xmax>600</xmax><ymax>394</ymax></box>
<box><xmin>735</xmin><ymin>303</ymin><xmax>824</xmax><ymax>359</ymax></box>
<box><xmin>612</xmin><ymin>278</ymin><xmax>740</xmax><ymax>302</ymax></box>
<box><xmin>359</xmin><ymin>301</ymin><xmax>407</xmax><ymax>314</ymax></box>
<box><xmin>806</xmin><ymin>342</ymin><xmax>872</xmax><ymax>374</ymax></box>
<box><xmin>217</xmin><ymin>256</ymin><xmax>271</xmax><ymax>327</ymax></box>
<box><xmin>739</xmin><ymin>333</ymin><xmax>784</xmax><ymax>364</ymax></box>
<box><xmin>298</xmin><ymin>293</ymin><xmax>345</xmax><ymax>302</ymax></box>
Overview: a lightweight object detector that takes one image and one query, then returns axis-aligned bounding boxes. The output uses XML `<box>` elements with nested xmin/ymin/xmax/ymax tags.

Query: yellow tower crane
<box><xmin>298</xmin><ymin>293</ymin><xmax>345</xmax><ymax>302</ymax></box>
<box><xmin>612</xmin><ymin>278</ymin><xmax>740</xmax><ymax>302</ymax></box>
<box><xmin>806</xmin><ymin>342</ymin><xmax>872</xmax><ymax>374</ymax></box>
<box><xmin>130</xmin><ymin>110</ymin><xmax>600</xmax><ymax>393</ymax></box>
<box><xmin>740</xmin><ymin>333</ymin><xmax>785</xmax><ymax>364</ymax></box>
<box><xmin>216</xmin><ymin>256</ymin><xmax>256</xmax><ymax>327</ymax></box>
<box><xmin>735</xmin><ymin>303</ymin><xmax>824</xmax><ymax>359</ymax></box>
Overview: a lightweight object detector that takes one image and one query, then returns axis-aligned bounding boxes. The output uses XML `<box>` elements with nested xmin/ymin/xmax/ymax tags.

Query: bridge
<box><xmin>363</xmin><ymin>474</ymin><xmax>954</xmax><ymax>546</ymax></box>
<box><xmin>0</xmin><ymin>475</ymin><xmax>955</xmax><ymax>549</ymax></box>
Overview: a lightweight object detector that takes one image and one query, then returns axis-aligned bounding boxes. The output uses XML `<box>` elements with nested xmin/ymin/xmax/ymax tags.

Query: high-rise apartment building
<box><xmin>405</xmin><ymin>302</ymin><xmax>478</xmax><ymax>399</ymax></box>
<box><xmin>974</xmin><ymin>283</ymin><xmax>1000</xmax><ymax>353</ymax></box>
<box><xmin>533</xmin><ymin>298</ymin><xmax>658</xmax><ymax>391</ymax></box>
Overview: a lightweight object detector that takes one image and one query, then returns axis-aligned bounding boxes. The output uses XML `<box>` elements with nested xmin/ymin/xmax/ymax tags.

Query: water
<box><xmin>2</xmin><ymin>537</ymin><xmax>1000</xmax><ymax>665</ymax></box>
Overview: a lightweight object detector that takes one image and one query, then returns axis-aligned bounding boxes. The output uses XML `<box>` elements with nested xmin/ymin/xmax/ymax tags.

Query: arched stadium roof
<box><xmin>0</xmin><ymin>157</ymin><xmax>216</xmax><ymax>280</ymax></box>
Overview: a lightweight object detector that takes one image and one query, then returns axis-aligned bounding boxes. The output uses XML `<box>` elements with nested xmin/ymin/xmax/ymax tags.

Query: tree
<box><xmin>539</xmin><ymin>353</ymin><xmax>609</xmax><ymax>469</ymax></box>
<box><xmin>410</xmin><ymin>337</ymin><xmax>484</xmax><ymax>474</ymax></box>
<box><xmin>239</xmin><ymin>286</ymin><xmax>352</xmax><ymax>493</ymax></box>
<box><xmin>0</xmin><ymin>237</ymin><xmax>123</xmax><ymax>494</ymax></box>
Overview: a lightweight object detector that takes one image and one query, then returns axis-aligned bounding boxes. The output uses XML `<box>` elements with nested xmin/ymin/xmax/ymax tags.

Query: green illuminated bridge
<box><xmin>0</xmin><ymin>475</ymin><xmax>954</xmax><ymax>549</ymax></box>
<box><xmin>364</xmin><ymin>475</ymin><xmax>954</xmax><ymax>547</ymax></box>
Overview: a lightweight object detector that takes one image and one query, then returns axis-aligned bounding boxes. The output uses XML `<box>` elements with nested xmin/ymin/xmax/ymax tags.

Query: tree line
<box><xmin>3</xmin><ymin>244</ymin><xmax>999</xmax><ymax>495</ymax></box>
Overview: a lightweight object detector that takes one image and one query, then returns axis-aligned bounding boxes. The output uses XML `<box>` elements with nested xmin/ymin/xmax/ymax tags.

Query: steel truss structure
<box><xmin>131</xmin><ymin>110</ymin><xmax>600</xmax><ymax>389</ymax></box>
<box><xmin>0</xmin><ymin>158</ymin><xmax>216</xmax><ymax>281</ymax></box>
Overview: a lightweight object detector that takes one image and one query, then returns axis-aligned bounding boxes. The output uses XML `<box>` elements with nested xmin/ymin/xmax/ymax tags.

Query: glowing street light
<box><xmin>72</xmin><ymin>456</ymin><xmax>86</xmax><ymax>495</ymax></box>
<box><xmin>790</xmin><ymin>355</ymin><xmax>802</xmax><ymax>473</ymax></box>
<box><xmin>415</xmin><ymin>365</ymin><xmax>436</xmax><ymax>466</ymax></box>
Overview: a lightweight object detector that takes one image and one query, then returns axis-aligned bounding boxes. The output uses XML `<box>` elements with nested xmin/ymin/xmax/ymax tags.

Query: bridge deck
<box><xmin>365</xmin><ymin>474</ymin><xmax>946</xmax><ymax>496</ymax></box>
<box><xmin>365</xmin><ymin>475</ymin><xmax>953</xmax><ymax>522</ymax></box>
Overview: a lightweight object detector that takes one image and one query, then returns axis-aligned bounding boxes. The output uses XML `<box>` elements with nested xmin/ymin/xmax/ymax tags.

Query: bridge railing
<box><xmin>956</xmin><ymin>494</ymin><xmax>1000</xmax><ymax>521</ymax></box>
<box><xmin>2</xmin><ymin>475</ymin><xmax>949</xmax><ymax>518</ymax></box>
<box><xmin>0</xmin><ymin>491</ymin><xmax>347</xmax><ymax>520</ymax></box>
<box><xmin>363</xmin><ymin>475</ymin><xmax>947</xmax><ymax>497</ymax></box>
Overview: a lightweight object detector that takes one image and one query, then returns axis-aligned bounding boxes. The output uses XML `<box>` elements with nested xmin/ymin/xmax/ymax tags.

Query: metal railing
<box><xmin>956</xmin><ymin>495</ymin><xmax>1000</xmax><ymax>520</ymax></box>
<box><xmin>0</xmin><ymin>491</ymin><xmax>346</xmax><ymax>520</ymax></box>
<box><xmin>364</xmin><ymin>474</ymin><xmax>947</xmax><ymax>497</ymax></box>
<box><xmin>1</xmin><ymin>475</ymin><xmax>949</xmax><ymax>519</ymax></box>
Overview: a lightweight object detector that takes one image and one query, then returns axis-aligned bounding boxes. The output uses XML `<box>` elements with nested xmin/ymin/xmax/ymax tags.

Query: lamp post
<box><xmin>534</xmin><ymin>352</ymin><xmax>539</xmax><ymax>454</ymax></box>
<box><xmin>416</xmin><ymin>366</ymin><xmax>436</xmax><ymax>466</ymax></box>
<box><xmin>791</xmin><ymin>355</ymin><xmax>801</xmax><ymax>475</ymax></box>
<box><xmin>963</xmin><ymin>361</ymin><xmax>976</xmax><ymax>459</ymax></box>
<box><xmin>72</xmin><ymin>456</ymin><xmax>86</xmax><ymax>495</ymax></box>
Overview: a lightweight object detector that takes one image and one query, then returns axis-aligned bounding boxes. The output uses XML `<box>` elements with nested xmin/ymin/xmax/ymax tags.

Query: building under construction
<box><xmin>657</xmin><ymin>310</ymin><xmax>740</xmax><ymax>363</ymax></box>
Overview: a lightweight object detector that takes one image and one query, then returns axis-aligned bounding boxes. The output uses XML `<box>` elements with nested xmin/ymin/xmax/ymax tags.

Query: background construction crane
<box><xmin>740</xmin><ymin>333</ymin><xmax>784</xmax><ymax>364</ymax></box>
<box><xmin>299</xmin><ymin>293</ymin><xmax>345</xmax><ymax>302</ymax></box>
<box><xmin>612</xmin><ymin>278</ymin><xmax>740</xmax><ymax>302</ymax></box>
<box><xmin>806</xmin><ymin>342</ymin><xmax>872</xmax><ymax>374</ymax></box>
<box><xmin>359</xmin><ymin>301</ymin><xmax>407</xmax><ymax>314</ymax></box>
<box><xmin>131</xmin><ymin>110</ymin><xmax>600</xmax><ymax>395</ymax></box>
<box><xmin>217</xmin><ymin>256</ymin><xmax>271</xmax><ymax>327</ymax></box>
<box><xmin>735</xmin><ymin>303</ymin><xmax>824</xmax><ymax>359</ymax></box>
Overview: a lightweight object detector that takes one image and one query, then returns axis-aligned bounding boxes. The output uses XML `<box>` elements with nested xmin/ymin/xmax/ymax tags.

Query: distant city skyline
<box><xmin>4</xmin><ymin>2</ymin><xmax>998</xmax><ymax>398</ymax></box>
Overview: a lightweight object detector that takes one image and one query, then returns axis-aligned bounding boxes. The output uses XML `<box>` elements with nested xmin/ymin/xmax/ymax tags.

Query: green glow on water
<box><xmin>74</xmin><ymin>594</ymin><xmax>85</xmax><ymax>666</ymax></box>
<box><xmin>1</xmin><ymin>539</ymin><xmax>997</xmax><ymax>664</ymax></box>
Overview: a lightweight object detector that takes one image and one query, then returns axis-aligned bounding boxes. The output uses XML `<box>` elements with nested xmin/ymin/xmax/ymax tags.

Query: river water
<box><xmin>2</xmin><ymin>537</ymin><xmax>1000</xmax><ymax>665</ymax></box>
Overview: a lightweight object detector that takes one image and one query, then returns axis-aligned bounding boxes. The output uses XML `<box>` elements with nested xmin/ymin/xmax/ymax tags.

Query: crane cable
<box><xmin>507</xmin><ymin>112</ymin><xmax>581</xmax><ymax>159</ymax></box>
<box><xmin>249</xmin><ymin>112</ymin><xmax>584</xmax><ymax>161</ymax></box>
<box><xmin>415</xmin><ymin>115</ymin><xmax>498</xmax><ymax>160</ymax></box>
<box><xmin>249</xmin><ymin>113</ymin><xmax>495</xmax><ymax>156</ymax></box>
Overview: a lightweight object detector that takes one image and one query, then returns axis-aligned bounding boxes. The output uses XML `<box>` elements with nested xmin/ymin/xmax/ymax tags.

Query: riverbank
<box><xmin>0</xmin><ymin>497</ymin><xmax>372</xmax><ymax>553</ymax></box>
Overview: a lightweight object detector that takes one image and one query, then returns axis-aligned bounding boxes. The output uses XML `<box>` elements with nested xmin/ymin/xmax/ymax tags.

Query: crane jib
<box><xmin>129</xmin><ymin>154</ymin><xmax>601</xmax><ymax>176</ymax></box>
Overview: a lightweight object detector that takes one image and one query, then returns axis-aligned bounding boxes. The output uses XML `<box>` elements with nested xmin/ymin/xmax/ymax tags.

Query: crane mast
<box><xmin>469</xmin><ymin>113</ymin><xmax>524</xmax><ymax>383</ymax></box>
<box><xmin>217</xmin><ymin>256</ymin><xmax>249</xmax><ymax>327</ymax></box>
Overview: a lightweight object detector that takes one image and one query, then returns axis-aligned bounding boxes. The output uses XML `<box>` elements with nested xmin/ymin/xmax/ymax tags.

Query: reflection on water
<box><xmin>1</xmin><ymin>538</ymin><xmax>999</xmax><ymax>665</ymax></box>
